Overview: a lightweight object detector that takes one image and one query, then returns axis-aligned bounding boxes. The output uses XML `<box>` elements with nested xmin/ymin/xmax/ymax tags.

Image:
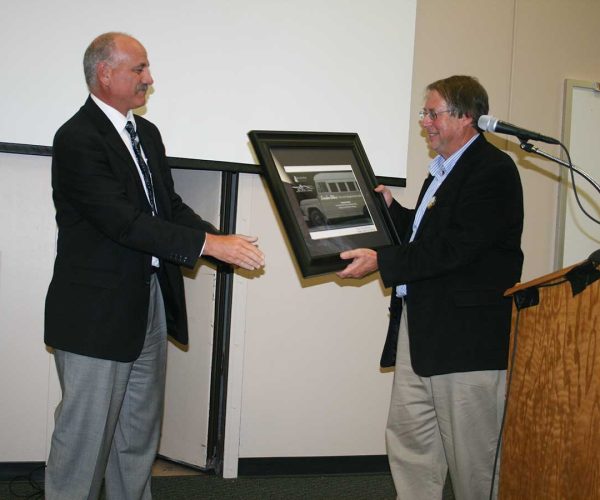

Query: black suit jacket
<box><xmin>45</xmin><ymin>97</ymin><xmax>218</xmax><ymax>362</ymax></box>
<box><xmin>378</xmin><ymin>135</ymin><xmax>524</xmax><ymax>376</ymax></box>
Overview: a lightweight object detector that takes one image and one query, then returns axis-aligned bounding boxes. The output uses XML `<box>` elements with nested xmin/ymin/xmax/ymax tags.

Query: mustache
<box><xmin>137</xmin><ymin>85</ymin><xmax>149</xmax><ymax>92</ymax></box>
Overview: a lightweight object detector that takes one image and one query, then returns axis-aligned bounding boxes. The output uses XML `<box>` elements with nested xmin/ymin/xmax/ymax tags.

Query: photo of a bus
<box><xmin>299</xmin><ymin>171</ymin><xmax>368</xmax><ymax>227</ymax></box>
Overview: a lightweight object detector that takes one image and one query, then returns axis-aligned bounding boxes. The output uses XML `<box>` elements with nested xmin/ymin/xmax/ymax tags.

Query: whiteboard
<box><xmin>0</xmin><ymin>0</ymin><xmax>416</xmax><ymax>179</ymax></box>
<box><xmin>557</xmin><ymin>79</ymin><xmax>600</xmax><ymax>267</ymax></box>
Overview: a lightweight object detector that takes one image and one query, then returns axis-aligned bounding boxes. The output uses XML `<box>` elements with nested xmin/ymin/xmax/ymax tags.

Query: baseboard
<box><xmin>0</xmin><ymin>462</ymin><xmax>45</xmax><ymax>482</ymax></box>
<box><xmin>0</xmin><ymin>456</ymin><xmax>390</xmax><ymax>480</ymax></box>
<box><xmin>238</xmin><ymin>455</ymin><xmax>390</xmax><ymax>476</ymax></box>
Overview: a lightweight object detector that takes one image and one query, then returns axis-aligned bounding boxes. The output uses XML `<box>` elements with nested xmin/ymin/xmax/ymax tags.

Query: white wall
<box><xmin>237</xmin><ymin>176</ymin><xmax>392</xmax><ymax>458</ymax></box>
<box><xmin>556</xmin><ymin>81</ymin><xmax>600</xmax><ymax>267</ymax></box>
<box><xmin>1</xmin><ymin>0</ymin><xmax>416</xmax><ymax>179</ymax></box>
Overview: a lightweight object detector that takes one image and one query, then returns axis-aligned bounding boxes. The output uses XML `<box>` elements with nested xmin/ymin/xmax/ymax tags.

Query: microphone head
<box><xmin>477</xmin><ymin>115</ymin><xmax>497</xmax><ymax>132</ymax></box>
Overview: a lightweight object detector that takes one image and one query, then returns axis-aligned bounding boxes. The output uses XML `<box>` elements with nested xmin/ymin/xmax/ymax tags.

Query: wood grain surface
<box><xmin>500</xmin><ymin>274</ymin><xmax>600</xmax><ymax>499</ymax></box>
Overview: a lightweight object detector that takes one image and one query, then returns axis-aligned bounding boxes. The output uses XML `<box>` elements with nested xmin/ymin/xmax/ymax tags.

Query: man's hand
<box><xmin>375</xmin><ymin>184</ymin><xmax>393</xmax><ymax>207</ymax></box>
<box><xmin>203</xmin><ymin>234</ymin><xmax>265</xmax><ymax>271</ymax></box>
<box><xmin>336</xmin><ymin>248</ymin><xmax>378</xmax><ymax>279</ymax></box>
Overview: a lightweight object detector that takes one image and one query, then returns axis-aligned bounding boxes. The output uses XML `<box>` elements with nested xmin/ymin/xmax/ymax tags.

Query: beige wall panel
<box><xmin>399</xmin><ymin>0</ymin><xmax>516</xmax><ymax>208</ymax></box>
<box><xmin>406</xmin><ymin>0</ymin><xmax>600</xmax><ymax>282</ymax></box>
<box><xmin>509</xmin><ymin>0</ymin><xmax>600</xmax><ymax>278</ymax></box>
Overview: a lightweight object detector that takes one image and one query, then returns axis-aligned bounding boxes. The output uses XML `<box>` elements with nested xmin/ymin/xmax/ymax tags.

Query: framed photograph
<box><xmin>248</xmin><ymin>130</ymin><xmax>401</xmax><ymax>277</ymax></box>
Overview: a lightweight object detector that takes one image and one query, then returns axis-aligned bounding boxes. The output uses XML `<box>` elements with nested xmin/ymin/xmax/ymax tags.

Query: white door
<box><xmin>558</xmin><ymin>80</ymin><xmax>600</xmax><ymax>268</ymax></box>
<box><xmin>159</xmin><ymin>168</ymin><xmax>222</xmax><ymax>468</ymax></box>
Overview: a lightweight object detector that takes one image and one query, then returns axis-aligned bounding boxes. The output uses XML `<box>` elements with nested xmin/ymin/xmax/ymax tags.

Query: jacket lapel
<box><xmin>410</xmin><ymin>134</ymin><xmax>486</xmax><ymax>241</ymax></box>
<box><xmin>82</xmin><ymin>97</ymin><xmax>155</xmax><ymax>212</ymax></box>
<box><xmin>83</xmin><ymin>97</ymin><xmax>134</xmax><ymax>166</ymax></box>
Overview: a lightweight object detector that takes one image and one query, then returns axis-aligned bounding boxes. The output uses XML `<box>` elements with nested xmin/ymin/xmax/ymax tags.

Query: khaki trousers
<box><xmin>386</xmin><ymin>306</ymin><xmax>506</xmax><ymax>500</ymax></box>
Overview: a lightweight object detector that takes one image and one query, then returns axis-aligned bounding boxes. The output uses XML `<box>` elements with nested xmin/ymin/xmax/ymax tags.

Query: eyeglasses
<box><xmin>419</xmin><ymin>108</ymin><xmax>452</xmax><ymax>121</ymax></box>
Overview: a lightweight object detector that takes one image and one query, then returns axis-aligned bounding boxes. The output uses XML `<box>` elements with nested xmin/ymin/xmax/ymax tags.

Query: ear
<box><xmin>459</xmin><ymin>113</ymin><xmax>475</xmax><ymax>129</ymax></box>
<box><xmin>97</xmin><ymin>61</ymin><xmax>111</xmax><ymax>87</ymax></box>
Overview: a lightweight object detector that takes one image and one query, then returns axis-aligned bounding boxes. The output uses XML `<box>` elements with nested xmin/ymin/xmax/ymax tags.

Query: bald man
<box><xmin>44</xmin><ymin>32</ymin><xmax>264</xmax><ymax>499</ymax></box>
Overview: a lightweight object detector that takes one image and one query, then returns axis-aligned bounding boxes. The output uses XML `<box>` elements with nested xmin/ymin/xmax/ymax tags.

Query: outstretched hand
<box><xmin>204</xmin><ymin>233</ymin><xmax>265</xmax><ymax>271</ymax></box>
<box><xmin>336</xmin><ymin>248</ymin><xmax>378</xmax><ymax>279</ymax></box>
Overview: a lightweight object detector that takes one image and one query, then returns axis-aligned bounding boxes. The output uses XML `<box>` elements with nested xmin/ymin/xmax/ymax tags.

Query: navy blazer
<box><xmin>45</xmin><ymin>97</ymin><xmax>218</xmax><ymax>362</ymax></box>
<box><xmin>378</xmin><ymin>135</ymin><xmax>524</xmax><ymax>376</ymax></box>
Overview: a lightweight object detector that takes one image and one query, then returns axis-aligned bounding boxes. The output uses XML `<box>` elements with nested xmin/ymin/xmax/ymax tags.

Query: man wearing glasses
<box><xmin>337</xmin><ymin>75</ymin><xmax>524</xmax><ymax>499</ymax></box>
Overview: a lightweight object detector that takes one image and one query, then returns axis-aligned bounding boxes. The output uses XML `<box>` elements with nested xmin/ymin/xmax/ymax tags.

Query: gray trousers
<box><xmin>386</xmin><ymin>306</ymin><xmax>505</xmax><ymax>500</ymax></box>
<box><xmin>45</xmin><ymin>275</ymin><xmax>167</xmax><ymax>500</ymax></box>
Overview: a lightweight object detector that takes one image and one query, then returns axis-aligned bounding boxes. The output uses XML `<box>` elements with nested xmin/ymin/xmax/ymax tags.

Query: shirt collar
<box><xmin>90</xmin><ymin>94</ymin><xmax>135</xmax><ymax>133</ymax></box>
<box><xmin>428</xmin><ymin>133</ymin><xmax>479</xmax><ymax>179</ymax></box>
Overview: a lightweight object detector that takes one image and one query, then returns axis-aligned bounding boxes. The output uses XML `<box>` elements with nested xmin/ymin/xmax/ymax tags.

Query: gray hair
<box><xmin>83</xmin><ymin>32</ymin><xmax>130</xmax><ymax>91</ymax></box>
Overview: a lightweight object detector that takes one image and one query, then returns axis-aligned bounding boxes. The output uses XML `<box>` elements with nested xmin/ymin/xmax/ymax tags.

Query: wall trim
<box><xmin>377</xmin><ymin>175</ymin><xmax>407</xmax><ymax>187</ymax></box>
<box><xmin>0</xmin><ymin>141</ymin><xmax>261</xmax><ymax>174</ymax></box>
<box><xmin>0</xmin><ymin>462</ymin><xmax>45</xmax><ymax>482</ymax></box>
<box><xmin>237</xmin><ymin>455</ymin><xmax>390</xmax><ymax>476</ymax></box>
<box><xmin>0</xmin><ymin>142</ymin><xmax>404</xmax><ymax>185</ymax></box>
<box><xmin>0</xmin><ymin>142</ymin><xmax>52</xmax><ymax>157</ymax></box>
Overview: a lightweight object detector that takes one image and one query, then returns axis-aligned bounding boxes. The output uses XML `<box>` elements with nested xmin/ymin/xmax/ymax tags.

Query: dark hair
<box><xmin>426</xmin><ymin>75</ymin><xmax>489</xmax><ymax>131</ymax></box>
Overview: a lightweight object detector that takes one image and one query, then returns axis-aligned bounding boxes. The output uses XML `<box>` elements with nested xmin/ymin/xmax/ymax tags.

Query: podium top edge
<box><xmin>504</xmin><ymin>261</ymin><xmax>584</xmax><ymax>296</ymax></box>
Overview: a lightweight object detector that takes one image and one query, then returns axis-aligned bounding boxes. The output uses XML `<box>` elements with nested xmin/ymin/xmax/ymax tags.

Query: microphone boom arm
<box><xmin>519</xmin><ymin>141</ymin><xmax>600</xmax><ymax>193</ymax></box>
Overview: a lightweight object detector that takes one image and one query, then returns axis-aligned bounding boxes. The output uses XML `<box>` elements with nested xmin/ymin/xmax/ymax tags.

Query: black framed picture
<box><xmin>248</xmin><ymin>130</ymin><xmax>401</xmax><ymax>277</ymax></box>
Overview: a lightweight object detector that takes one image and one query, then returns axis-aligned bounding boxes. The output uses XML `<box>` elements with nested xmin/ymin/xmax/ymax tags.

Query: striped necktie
<box><xmin>125</xmin><ymin>121</ymin><xmax>158</xmax><ymax>215</ymax></box>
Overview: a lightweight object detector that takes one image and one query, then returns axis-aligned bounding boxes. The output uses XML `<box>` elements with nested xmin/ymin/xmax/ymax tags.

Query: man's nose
<box><xmin>143</xmin><ymin>69</ymin><xmax>154</xmax><ymax>85</ymax></box>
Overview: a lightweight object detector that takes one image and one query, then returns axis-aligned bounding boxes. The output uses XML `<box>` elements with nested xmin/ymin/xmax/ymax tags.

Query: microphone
<box><xmin>477</xmin><ymin>115</ymin><xmax>560</xmax><ymax>145</ymax></box>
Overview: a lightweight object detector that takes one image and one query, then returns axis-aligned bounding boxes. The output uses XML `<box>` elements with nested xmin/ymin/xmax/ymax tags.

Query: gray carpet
<box><xmin>1</xmin><ymin>472</ymin><xmax>459</xmax><ymax>499</ymax></box>
<box><xmin>150</xmin><ymin>474</ymin><xmax>397</xmax><ymax>499</ymax></box>
<box><xmin>1</xmin><ymin>474</ymin><xmax>396</xmax><ymax>499</ymax></box>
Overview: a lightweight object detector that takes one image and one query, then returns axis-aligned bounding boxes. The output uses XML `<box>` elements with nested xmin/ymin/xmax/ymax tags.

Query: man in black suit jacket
<box><xmin>44</xmin><ymin>32</ymin><xmax>264</xmax><ymax>500</ymax></box>
<box><xmin>337</xmin><ymin>76</ymin><xmax>523</xmax><ymax>499</ymax></box>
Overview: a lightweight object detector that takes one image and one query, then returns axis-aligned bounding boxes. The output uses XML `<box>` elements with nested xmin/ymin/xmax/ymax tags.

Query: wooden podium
<box><xmin>499</xmin><ymin>258</ymin><xmax>600</xmax><ymax>499</ymax></box>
